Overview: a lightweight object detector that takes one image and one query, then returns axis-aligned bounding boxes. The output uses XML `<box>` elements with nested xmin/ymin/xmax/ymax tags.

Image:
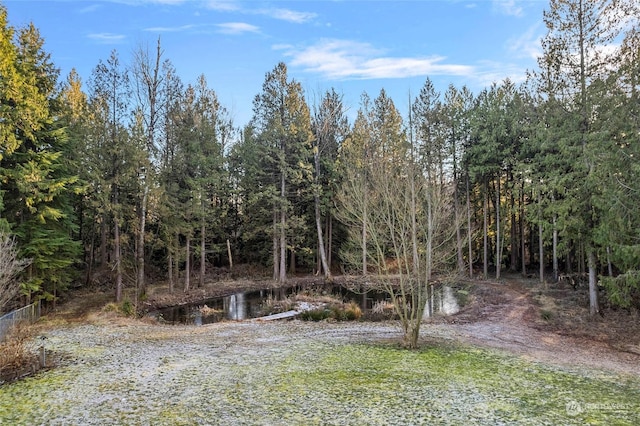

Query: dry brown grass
<box><xmin>0</xmin><ymin>324</ymin><xmax>40</xmax><ymax>383</ymax></box>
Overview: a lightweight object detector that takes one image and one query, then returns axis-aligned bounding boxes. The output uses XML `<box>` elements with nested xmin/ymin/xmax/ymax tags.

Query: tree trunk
<box><xmin>510</xmin><ymin>187</ymin><xmax>518</xmax><ymax>272</ymax></box>
<box><xmin>483</xmin><ymin>180</ymin><xmax>488</xmax><ymax>279</ymax></box>
<box><xmin>227</xmin><ymin>239</ymin><xmax>233</xmax><ymax>271</ymax></box>
<box><xmin>85</xmin><ymin>238</ymin><xmax>94</xmax><ymax>287</ymax></box>
<box><xmin>587</xmin><ymin>250</ymin><xmax>599</xmax><ymax>316</ymax></box>
<box><xmin>538</xmin><ymin>191</ymin><xmax>544</xmax><ymax>284</ymax></box>
<box><xmin>289</xmin><ymin>249</ymin><xmax>296</xmax><ymax>275</ymax></box>
<box><xmin>362</xmin><ymin>188</ymin><xmax>368</xmax><ymax>276</ymax></box>
<box><xmin>114</xmin><ymin>190</ymin><xmax>123</xmax><ymax>303</ymax></box>
<box><xmin>553</xmin><ymin>215</ymin><xmax>559</xmax><ymax>282</ymax></box>
<box><xmin>466</xmin><ymin>176</ymin><xmax>473</xmax><ymax>278</ymax></box>
<box><xmin>137</xmin><ymin>184</ymin><xmax>148</xmax><ymax>296</ymax></box>
<box><xmin>539</xmin><ymin>219</ymin><xmax>544</xmax><ymax>284</ymax></box>
<box><xmin>454</xmin><ymin>184</ymin><xmax>464</xmax><ymax>274</ymax></box>
<box><xmin>578</xmin><ymin>240</ymin><xmax>585</xmax><ymax>275</ymax></box>
<box><xmin>314</xmin><ymin>144</ymin><xmax>331</xmax><ymax>280</ymax></box>
<box><xmin>279</xmin><ymin>172</ymin><xmax>287</xmax><ymax>283</ymax></box>
<box><xmin>273</xmin><ymin>208</ymin><xmax>278</xmax><ymax>281</ymax></box>
<box><xmin>411</xmin><ymin>158</ymin><xmax>419</xmax><ymax>276</ymax></box>
<box><xmin>314</xmin><ymin>193</ymin><xmax>331</xmax><ymax>280</ymax></box>
<box><xmin>101</xmin><ymin>216</ymin><xmax>108</xmax><ymax>267</ymax></box>
<box><xmin>168</xmin><ymin>250</ymin><xmax>174</xmax><ymax>293</ymax></box>
<box><xmin>520</xmin><ymin>185</ymin><xmax>526</xmax><ymax>276</ymax></box>
<box><xmin>185</xmin><ymin>235</ymin><xmax>191</xmax><ymax>292</ymax></box>
<box><xmin>327</xmin><ymin>215</ymin><xmax>333</xmax><ymax>271</ymax></box>
<box><xmin>495</xmin><ymin>176</ymin><xmax>501</xmax><ymax>280</ymax></box>
<box><xmin>200</xmin><ymin>215</ymin><xmax>205</xmax><ymax>288</ymax></box>
<box><xmin>529</xmin><ymin>222</ymin><xmax>535</xmax><ymax>267</ymax></box>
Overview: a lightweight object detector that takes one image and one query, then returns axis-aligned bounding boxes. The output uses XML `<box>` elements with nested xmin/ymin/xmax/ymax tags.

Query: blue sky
<box><xmin>4</xmin><ymin>0</ymin><xmax>548</xmax><ymax>126</ymax></box>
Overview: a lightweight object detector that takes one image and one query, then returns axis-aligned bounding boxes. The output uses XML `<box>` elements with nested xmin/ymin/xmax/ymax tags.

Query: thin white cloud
<box><xmin>78</xmin><ymin>4</ymin><xmax>102</xmax><ymax>14</ymax></box>
<box><xmin>204</xmin><ymin>1</ymin><xmax>315</xmax><ymax>23</ymax></box>
<box><xmin>261</xmin><ymin>8</ymin><xmax>316</xmax><ymax>24</ymax></box>
<box><xmin>87</xmin><ymin>33</ymin><xmax>127</xmax><ymax>44</ymax></box>
<box><xmin>506</xmin><ymin>24</ymin><xmax>543</xmax><ymax>60</ymax></box>
<box><xmin>147</xmin><ymin>0</ymin><xmax>185</xmax><ymax>4</ymax></box>
<box><xmin>272</xmin><ymin>43</ymin><xmax>294</xmax><ymax>51</ymax></box>
<box><xmin>282</xmin><ymin>39</ymin><xmax>474</xmax><ymax>80</ymax></box>
<box><xmin>103</xmin><ymin>0</ymin><xmax>186</xmax><ymax>5</ymax></box>
<box><xmin>144</xmin><ymin>24</ymin><xmax>198</xmax><ymax>33</ymax></box>
<box><xmin>473</xmin><ymin>60</ymin><xmax>528</xmax><ymax>87</ymax></box>
<box><xmin>216</xmin><ymin>22</ymin><xmax>260</xmax><ymax>35</ymax></box>
<box><xmin>205</xmin><ymin>0</ymin><xmax>240</xmax><ymax>12</ymax></box>
<box><xmin>493</xmin><ymin>0</ymin><xmax>523</xmax><ymax>17</ymax></box>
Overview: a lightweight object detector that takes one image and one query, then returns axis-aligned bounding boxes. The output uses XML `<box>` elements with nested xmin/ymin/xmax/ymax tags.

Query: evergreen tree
<box><xmin>538</xmin><ymin>0</ymin><xmax>635</xmax><ymax>314</ymax></box>
<box><xmin>0</xmin><ymin>20</ymin><xmax>81</xmax><ymax>302</ymax></box>
<box><xmin>249</xmin><ymin>63</ymin><xmax>313</xmax><ymax>282</ymax></box>
<box><xmin>311</xmin><ymin>88</ymin><xmax>348</xmax><ymax>279</ymax></box>
<box><xmin>85</xmin><ymin>50</ymin><xmax>135</xmax><ymax>302</ymax></box>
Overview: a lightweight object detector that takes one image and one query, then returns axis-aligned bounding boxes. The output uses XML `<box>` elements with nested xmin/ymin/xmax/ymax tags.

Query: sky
<box><xmin>3</xmin><ymin>0</ymin><xmax>549</xmax><ymax>126</ymax></box>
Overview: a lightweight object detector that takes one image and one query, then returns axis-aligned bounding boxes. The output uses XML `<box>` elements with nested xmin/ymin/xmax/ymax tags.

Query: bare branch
<box><xmin>0</xmin><ymin>233</ymin><xmax>31</xmax><ymax>312</ymax></box>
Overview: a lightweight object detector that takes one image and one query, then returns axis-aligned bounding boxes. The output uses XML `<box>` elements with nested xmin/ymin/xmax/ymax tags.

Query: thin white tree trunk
<box><xmin>315</xmin><ymin>195</ymin><xmax>331</xmax><ymax>279</ymax></box>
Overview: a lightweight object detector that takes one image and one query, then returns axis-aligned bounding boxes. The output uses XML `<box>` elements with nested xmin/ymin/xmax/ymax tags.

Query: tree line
<box><xmin>1</xmin><ymin>0</ymin><xmax>638</xmax><ymax>320</ymax></box>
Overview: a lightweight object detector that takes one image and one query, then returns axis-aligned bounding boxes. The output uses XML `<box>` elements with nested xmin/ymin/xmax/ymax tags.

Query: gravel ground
<box><xmin>1</xmin><ymin>319</ymin><xmax>639</xmax><ymax>425</ymax></box>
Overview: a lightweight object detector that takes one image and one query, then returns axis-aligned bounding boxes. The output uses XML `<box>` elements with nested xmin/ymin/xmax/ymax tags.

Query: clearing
<box><xmin>0</xmin><ymin>274</ymin><xmax>638</xmax><ymax>425</ymax></box>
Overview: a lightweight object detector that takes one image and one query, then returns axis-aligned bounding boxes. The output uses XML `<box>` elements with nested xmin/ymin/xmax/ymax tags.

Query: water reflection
<box><xmin>423</xmin><ymin>285</ymin><xmax>460</xmax><ymax>318</ymax></box>
<box><xmin>153</xmin><ymin>284</ymin><xmax>461</xmax><ymax>325</ymax></box>
<box><xmin>225</xmin><ymin>293</ymin><xmax>247</xmax><ymax>320</ymax></box>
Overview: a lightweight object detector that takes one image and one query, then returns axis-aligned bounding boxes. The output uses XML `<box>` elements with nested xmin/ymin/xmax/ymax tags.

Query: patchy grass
<box><xmin>275</xmin><ymin>343</ymin><xmax>640</xmax><ymax>424</ymax></box>
<box><xmin>0</xmin><ymin>321</ymin><xmax>638</xmax><ymax>425</ymax></box>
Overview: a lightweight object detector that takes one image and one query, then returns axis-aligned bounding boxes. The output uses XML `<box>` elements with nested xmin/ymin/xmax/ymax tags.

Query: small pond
<box><xmin>151</xmin><ymin>284</ymin><xmax>461</xmax><ymax>325</ymax></box>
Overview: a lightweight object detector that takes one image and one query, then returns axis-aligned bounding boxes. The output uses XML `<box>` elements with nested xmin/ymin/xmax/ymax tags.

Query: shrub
<box><xmin>300</xmin><ymin>302</ymin><xmax>362</xmax><ymax>322</ymax></box>
<box><xmin>300</xmin><ymin>308</ymin><xmax>332</xmax><ymax>321</ymax></box>
<box><xmin>540</xmin><ymin>309</ymin><xmax>554</xmax><ymax>321</ymax></box>
<box><xmin>102</xmin><ymin>300</ymin><xmax>136</xmax><ymax>317</ymax></box>
<box><xmin>0</xmin><ymin>325</ymin><xmax>40</xmax><ymax>383</ymax></box>
<box><xmin>121</xmin><ymin>300</ymin><xmax>135</xmax><ymax>317</ymax></box>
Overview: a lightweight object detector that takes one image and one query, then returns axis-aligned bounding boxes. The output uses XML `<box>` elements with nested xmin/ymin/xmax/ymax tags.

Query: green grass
<box><xmin>0</xmin><ymin>329</ymin><xmax>638</xmax><ymax>425</ymax></box>
<box><xmin>265</xmin><ymin>343</ymin><xmax>640</xmax><ymax>425</ymax></box>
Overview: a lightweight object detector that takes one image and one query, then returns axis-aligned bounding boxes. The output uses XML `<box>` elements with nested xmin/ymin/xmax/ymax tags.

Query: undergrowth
<box><xmin>0</xmin><ymin>325</ymin><xmax>40</xmax><ymax>383</ymax></box>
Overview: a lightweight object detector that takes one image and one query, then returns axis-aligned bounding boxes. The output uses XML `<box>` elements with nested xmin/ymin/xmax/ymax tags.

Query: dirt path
<box><xmin>426</xmin><ymin>278</ymin><xmax>640</xmax><ymax>376</ymax></box>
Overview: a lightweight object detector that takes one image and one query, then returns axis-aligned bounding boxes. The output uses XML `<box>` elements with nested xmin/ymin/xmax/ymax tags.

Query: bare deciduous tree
<box><xmin>338</xmin><ymin>91</ymin><xmax>456</xmax><ymax>348</ymax></box>
<box><xmin>338</xmin><ymin>131</ymin><xmax>457</xmax><ymax>348</ymax></box>
<box><xmin>0</xmin><ymin>233</ymin><xmax>30</xmax><ymax>312</ymax></box>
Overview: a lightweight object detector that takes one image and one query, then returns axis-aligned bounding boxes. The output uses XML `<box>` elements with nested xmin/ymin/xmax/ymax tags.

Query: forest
<box><xmin>1</xmin><ymin>0</ymin><xmax>639</xmax><ymax>320</ymax></box>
